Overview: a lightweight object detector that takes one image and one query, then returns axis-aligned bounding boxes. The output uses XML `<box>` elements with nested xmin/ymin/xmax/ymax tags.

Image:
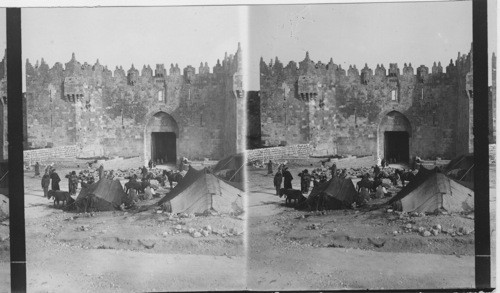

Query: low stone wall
<box><xmin>23</xmin><ymin>145</ymin><xmax>79</xmax><ymax>165</ymax></box>
<box><xmin>245</xmin><ymin>144</ymin><xmax>312</xmax><ymax>162</ymax></box>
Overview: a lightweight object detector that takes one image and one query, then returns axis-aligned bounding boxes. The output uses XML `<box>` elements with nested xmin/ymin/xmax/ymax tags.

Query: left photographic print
<box><xmin>22</xmin><ymin>6</ymin><xmax>246</xmax><ymax>292</ymax></box>
<box><xmin>0</xmin><ymin>8</ymin><xmax>9</xmax><ymax>293</ymax></box>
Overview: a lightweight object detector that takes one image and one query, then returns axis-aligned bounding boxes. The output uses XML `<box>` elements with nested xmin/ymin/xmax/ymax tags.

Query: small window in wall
<box><xmin>391</xmin><ymin>90</ymin><xmax>397</xmax><ymax>101</ymax></box>
<box><xmin>158</xmin><ymin>91</ymin><xmax>164</xmax><ymax>102</ymax></box>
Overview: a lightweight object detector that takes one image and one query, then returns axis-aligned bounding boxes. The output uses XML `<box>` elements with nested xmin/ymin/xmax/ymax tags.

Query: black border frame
<box><xmin>7</xmin><ymin>1</ymin><xmax>494</xmax><ymax>291</ymax></box>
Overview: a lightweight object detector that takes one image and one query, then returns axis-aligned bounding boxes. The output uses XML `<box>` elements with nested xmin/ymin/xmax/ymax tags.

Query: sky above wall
<box><xmin>0</xmin><ymin>1</ymin><xmax>496</xmax><ymax>90</ymax></box>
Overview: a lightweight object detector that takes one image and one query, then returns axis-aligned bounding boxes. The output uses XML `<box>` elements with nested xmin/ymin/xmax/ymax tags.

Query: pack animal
<box><xmin>76</xmin><ymin>194</ymin><xmax>96</xmax><ymax>213</ymax></box>
<box><xmin>48</xmin><ymin>190</ymin><xmax>70</xmax><ymax>208</ymax></box>
<box><xmin>356</xmin><ymin>177</ymin><xmax>382</xmax><ymax>193</ymax></box>
<box><xmin>124</xmin><ymin>180</ymin><xmax>149</xmax><ymax>194</ymax></box>
<box><xmin>279</xmin><ymin>188</ymin><xmax>307</xmax><ymax>206</ymax></box>
<box><xmin>166</xmin><ymin>170</ymin><xmax>184</xmax><ymax>189</ymax></box>
<box><xmin>395</xmin><ymin>169</ymin><xmax>416</xmax><ymax>187</ymax></box>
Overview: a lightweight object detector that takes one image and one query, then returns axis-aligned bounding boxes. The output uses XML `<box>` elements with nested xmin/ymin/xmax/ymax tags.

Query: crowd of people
<box><xmin>270</xmin><ymin>159</ymin><xmax>351</xmax><ymax>197</ymax></box>
<box><xmin>269</xmin><ymin>157</ymin><xmax>415</xmax><ymax>205</ymax></box>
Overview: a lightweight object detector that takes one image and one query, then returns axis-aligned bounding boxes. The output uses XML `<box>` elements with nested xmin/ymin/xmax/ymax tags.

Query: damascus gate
<box><xmin>23</xmin><ymin>44</ymin><xmax>244</xmax><ymax>164</ymax></box>
<box><xmin>253</xmin><ymin>45</ymin><xmax>487</xmax><ymax>163</ymax></box>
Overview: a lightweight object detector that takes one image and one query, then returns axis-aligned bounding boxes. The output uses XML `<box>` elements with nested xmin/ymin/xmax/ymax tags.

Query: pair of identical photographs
<box><xmin>1</xmin><ymin>1</ymin><xmax>496</xmax><ymax>292</ymax></box>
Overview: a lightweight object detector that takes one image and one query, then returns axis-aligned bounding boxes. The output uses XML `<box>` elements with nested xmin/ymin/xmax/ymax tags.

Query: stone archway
<box><xmin>144</xmin><ymin>111</ymin><xmax>179</xmax><ymax>166</ymax></box>
<box><xmin>377</xmin><ymin>111</ymin><xmax>412</xmax><ymax>163</ymax></box>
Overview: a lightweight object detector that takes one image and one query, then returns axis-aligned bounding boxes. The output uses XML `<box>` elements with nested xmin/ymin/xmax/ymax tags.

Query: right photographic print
<box><xmin>245</xmin><ymin>1</ymin><xmax>495</xmax><ymax>290</ymax></box>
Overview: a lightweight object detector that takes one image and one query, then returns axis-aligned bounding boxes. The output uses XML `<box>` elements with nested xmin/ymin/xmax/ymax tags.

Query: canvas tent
<box><xmin>389</xmin><ymin>169</ymin><xmax>474</xmax><ymax>213</ymax></box>
<box><xmin>158</xmin><ymin>166</ymin><xmax>244</xmax><ymax>215</ymax></box>
<box><xmin>212</xmin><ymin>153</ymin><xmax>244</xmax><ymax>183</ymax></box>
<box><xmin>0</xmin><ymin>194</ymin><xmax>8</xmax><ymax>220</ymax></box>
<box><xmin>444</xmin><ymin>154</ymin><xmax>474</xmax><ymax>189</ymax></box>
<box><xmin>76</xmin><ymin>178</ymin><xmax>127</xmax><ymax>211</ymax></box>
<box><xmin>301</xmin><ymin>177</ymin><xmax>360</xmax><ymax>210</ymax></box>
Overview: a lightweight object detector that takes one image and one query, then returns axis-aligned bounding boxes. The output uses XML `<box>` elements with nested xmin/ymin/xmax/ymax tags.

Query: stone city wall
<box><xmin>259</xmin><ymin>48</ymin><xmax>474</xmax><ymax>161</ymax></box>
<box><xmin>245</xmin><ymin>144</ymin><xmax>312</xmax><ymax>162</ymax></box>
<box><xmin>23</xmin><ymin>145</ymin><xmax>79</xmax><ymax>164</ymax></box>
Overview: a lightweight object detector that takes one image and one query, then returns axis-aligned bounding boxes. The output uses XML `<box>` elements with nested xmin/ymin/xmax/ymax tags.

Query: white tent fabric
<box><xmin>399</xmin><ymin>173</ymin><xmax>474</xmax><ymax>213</ymax></box>
<box><xmin>163</xmin><ymin>168</ymin><xmax>244</xmax><ymax>215</ymax></box>
<box><xmin>0</xmin><ymin>194</ymin><xmax>8</xmax><ymax>219</ymax></box>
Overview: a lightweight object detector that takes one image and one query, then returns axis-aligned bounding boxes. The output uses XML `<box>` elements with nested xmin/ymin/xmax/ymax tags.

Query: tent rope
<box><xmin>448</xmin><ymin>156</ymin><xmax>466</xmax><ymax>171</ymax></box>
<box><xmin>0</xmin><ymin>171</ymin><xmax>8</xmax><ymax>184</ymax></box>
<box><xmin>459</xmin><ymin>164</ymin><xmax>474</xmax><ymax>181</ymax></box>
<box><xmin>219</xmin><ymin>157</ymin><xmax>234</xmax><ymax>170</ymax></box>
<box><xmin>228</xmin><ymin>163</ymin><xmax>245</xmax><ymax>182</ymax></box>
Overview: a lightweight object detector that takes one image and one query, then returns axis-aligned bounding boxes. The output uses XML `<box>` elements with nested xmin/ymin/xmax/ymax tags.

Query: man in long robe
<box><xmin>282</xmin><ymin>166</ymin><xmax>293</xmax><ymax>189</ymax></box>
<box><xmin>50</xmin><ymin>169</ymin><xmax>61</xmax><ymax>191</ymax></box>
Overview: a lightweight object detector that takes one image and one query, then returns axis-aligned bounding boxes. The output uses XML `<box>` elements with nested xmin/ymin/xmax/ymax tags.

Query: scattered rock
<box><xmin>156</xmin><ymin>210</ymin><xmax>162</xmax><ymax>214</ymax></box>
<box><xmin>205</xmin><ymin>225</ymin><xmax>212</xmax><ymax>231</ymax></box>
<box><xmin>431</xmin><ymin>229</ymin><xmax>439</xmax><ymax>236</ymax></box>
<box><xmin>459</xmin><ymin>227</ymin><xmax>471</xmax><ymax>235</ymax></box>
<box><xmin>201</xmin><ymin>230</ymin><xmax>210</xmax><ymax>237</ymax></box>
<box><xmin>393</xmin><ymin>230</ymin><xmax>398</xmax><ymax>236</ymax></box>
<box><xmin>162</xmin><ymin>232</ymin><xmax>169</xmax><ymax>237</ymax></box>
<box><xmin>421</xmin><ymin>230</ymin><xmax>431</xmax><ymax>237</ymax></box>
<box><xmin>405</xmin><ymin>223</ymin><xmax>412</xmax><ymax>229</ymax></box>
<box><xmin>307</xmin><ymin>223</ymin><xmax>321</xmax><ymax>230</ymax></box>
<box><xmin>188</xmin><ymin>228</ymin><xmax>196</xmax><ymax>234</ymax></box>
<box><xmin>417</xmin><ymin>226</ymin><xmax>425</xmax><ymax>233</ymax></box>
<box><xmin>174</xmin><ymin>225</ymin><xmax>182</xmax><ymax>230</ymax></box>
<box><xmin>192</xmin><ymin>231</ymin><xmax>202</xmax><ymax>238</ymax></box>
<box><xmin>434</xmin><ymin>224</ymin><xmax>442</xmax><ymax>231</ymax></box>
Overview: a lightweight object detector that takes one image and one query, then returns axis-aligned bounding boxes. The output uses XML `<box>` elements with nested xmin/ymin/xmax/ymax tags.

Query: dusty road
<box><xmin>245</xmin><ymin>161</ymin><xmax>494</xmax><ymax>290</ymax></box>
<box><xmin>20</xmin><ymin>169</ymin><xmax>245</xmax><ymax>292</ymax></box>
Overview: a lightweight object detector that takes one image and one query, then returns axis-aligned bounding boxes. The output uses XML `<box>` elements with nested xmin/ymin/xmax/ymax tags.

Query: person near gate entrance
<box><xmin>267</xmin><ymin>160</ymin><xmax>273</xmax><ymax>175</ymax></box>
<box><xmin>282</xmin><ymin>166</ymin><xmax>293</xmax><ymax>189</ymax></box>
<box><xmin>50</xmin><ymin>168</ymin><xmax>61</xmax><ymax>191</ymax></box>
<box><xmin>330</xmin><ymin>163</ymin><xmax>337</xmax><ymax>178</ymax></box>
<box><xmin>98</xmin><ymin>165</ymin><xmax>104</xmax><ymax>181</ymax></box>
<box><xmin>273</xmin><ymin>166</ymin><xmax>283</xmax><ymax>195</ymax></box>
<box><xmin>41</xmin><ymin>169</ymin><xmax>50</xmax><ymax>198</ymax></box>
<box><xmin>34</xmin><ymin>162</ymin><xmax>40</xmax><ymax>177</ymax></box>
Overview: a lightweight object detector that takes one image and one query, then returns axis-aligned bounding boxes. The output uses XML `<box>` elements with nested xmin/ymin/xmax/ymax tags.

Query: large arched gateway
<box><xmin>378</xmin><ymin>111</ymin><xmax>412</xmax><ymax>163</ymax></box>
<box><xmin>144</xmin><ymin>112</ymin><xmax>179</xmax><ymax>165</ymax></box>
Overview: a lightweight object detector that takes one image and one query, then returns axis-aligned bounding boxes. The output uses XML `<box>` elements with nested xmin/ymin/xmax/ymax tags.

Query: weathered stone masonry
<box><xmin>24</xmin><ymin>44</ymin><xmax>244</xmax><ymax>163</ymax></box>
<box><xmin>258</xmin><ymin>46</ymin><xmax>484</xmax><ymax>162</ymax></box>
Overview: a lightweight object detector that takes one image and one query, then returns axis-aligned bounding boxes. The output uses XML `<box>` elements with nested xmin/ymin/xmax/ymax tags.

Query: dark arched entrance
<box><xmin>144</xmin><ymin>112</ymin><xmax>179</xmax><ymax>164</ymax></box>
<box><xmin>378</xmin><ymin>111</ymin><xmax>412</xmax><ymax>163</ymax></box>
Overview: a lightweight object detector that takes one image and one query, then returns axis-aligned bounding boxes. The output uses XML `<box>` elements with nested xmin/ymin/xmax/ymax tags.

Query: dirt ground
<box><xmin>246</xmin><ymin>157</ymin><xmax>496</xmax><ymax>290</ymax></box>
<box><xmin>0</xmin><ymin>155</ymin><xmax>496</xmax><ymax>291</ymax></box>
<box><xmin>2</xmin><ymin>165</ymin><xmax>245</xmax><ymax>292</ymax></box>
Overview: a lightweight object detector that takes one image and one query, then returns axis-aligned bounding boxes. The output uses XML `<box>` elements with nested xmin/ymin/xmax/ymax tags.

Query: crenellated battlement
<box><xmin>25</xmin><ymin>43</ymin><xmax>243</xmax><ymax>83</ymax></box>
<box><xmin>261</xmin><ymin>46</ymin><xmax>473</xmax><ymax>85</ymax></box>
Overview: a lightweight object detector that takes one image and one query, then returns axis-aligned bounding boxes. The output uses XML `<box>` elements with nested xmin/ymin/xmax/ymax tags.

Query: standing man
<box><xmin>50</xmin><ymin>168</ymin><xmax>61</xmax><ymax>191</ymax></box>
<box><xmin>70</xmin><ymin>171</ymin><xmax>79</xmax><ymax>194</ymax></box>
<box><xmin>179</xmin><ymin>157</ymin><xmax>185</xmax><ymax>171</ymax></box>
<box><xmin>330</xmin><ymin>163</ymin><xmax>337</xmax><ymax>178</ymax></box>
<box><xmin>267</xmin><ymin>160</ymin><xmax>273</xmax><ymax>175</ymax></box>
<box><xmin>34</xmin><ymin>162</ymin><xmax>40</xmax><ymax>177</ymax></box>
<box><xmin>41</xmin><ymin>169</ymin><xmax>50</xmax><ymax>198</ymax></box>
<box><xmin>273</xmin><ymin>167</ymin><xmax>283</xmax><ymax>195</ymax></box>
<box><xmin>299</xmin><ymin>169</ymin><xmax>312</xmax><ymax>194</ymax></box>
<box><xmin>98</xmin><ymin>165</ymin><xmax>104</xmax><ymax>181</ymax></box>
<box><xmin>282</xmin><ymin>166</ymin><xmax>293</xmax><ymax>189</ymax></box>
